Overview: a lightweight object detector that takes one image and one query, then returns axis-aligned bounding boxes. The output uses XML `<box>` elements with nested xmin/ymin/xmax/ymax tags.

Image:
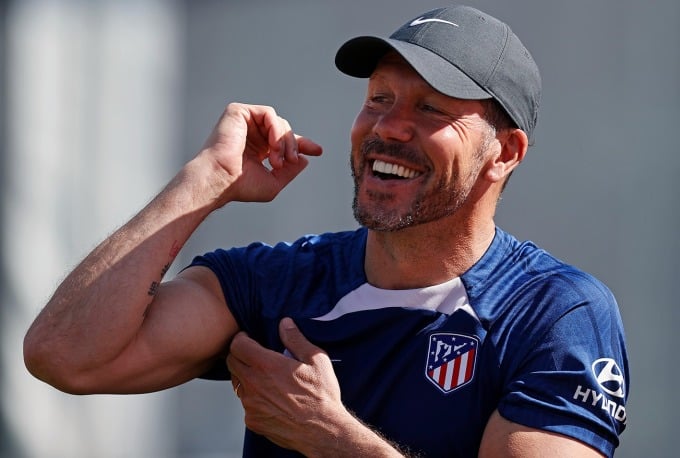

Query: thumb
<box><xmin>270</xmin><ymin>155</ymin><xmax>309</xmax><ymax>188</ymax></box>
<box><xmin>279</xmin><ymin>317</ymin><xmax>325</xmax><ymax>364</ymax></box>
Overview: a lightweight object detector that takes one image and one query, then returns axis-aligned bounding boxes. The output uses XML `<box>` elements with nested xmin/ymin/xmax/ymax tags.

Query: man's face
<box><xmin>350</xmin><ymin>53</ymin><xmax>496</xmax><ymax>232</ymax></box>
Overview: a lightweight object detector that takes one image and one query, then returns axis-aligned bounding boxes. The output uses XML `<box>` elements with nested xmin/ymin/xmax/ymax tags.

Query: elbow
<box><xmin>23</xmin><ymin>329</ymin><xmax>94</xmax><ymax>395</ymax></box>
<box><xmin>23</xmin><ymin>325</ymin><xmax>49</xmax><ymax>380</ymax></box>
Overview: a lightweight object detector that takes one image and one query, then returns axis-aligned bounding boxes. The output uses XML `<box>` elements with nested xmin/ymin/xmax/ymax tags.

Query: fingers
<box><xmin>266</xmin><ymin>115</ymin><xmax>295</xmax><ymax>169</ymax></box>
<box><xmin>226</xmin><ymin>334</ymin><xmax>247</xmax><ymax>381</ymax></box>
<box><xmin>202</xmin><ymin>103</ymin><xmax>323</xmax><ymax>204</ymax></box>
<box><xmin>243</xmin><ymin>103</ymin><xmax>323</xmax><ymax>169</ymax></box>
<box><xmin>227</xmin><ymin>331</ymin><xmax>289</xmax><ymax>378</ymax></box>
<box><xmin>227</xmin><ymin>331</ymin><xmax>298</xmax><ymax>405</ymax></box>
<box><xmin>295</xmin><ymin>135</ymin><xmax>323</xmax><ymax>157</ymax></box>
<box><xmin>267</xmin><ymin>155</ymin><xmax>309</xmax><ymax>194</ymax></box>
<box><xmin>227</xmin><ymin>322</ymin><xmax>329</xmax><ymax>386</ymax></box>
<box><xmin>231</xmin><ymin>375</ymin><xmax>242</xmax><ymax>398</ymax></box>
<box><xmin>279</xmin><ymin>318</ymin><xmax>329</xmax><ymax>367</ymax></box>
<box><xmin>228</xmin><ymin>331</ymin><xmax>275</xmax><ymax>365</ymax></box>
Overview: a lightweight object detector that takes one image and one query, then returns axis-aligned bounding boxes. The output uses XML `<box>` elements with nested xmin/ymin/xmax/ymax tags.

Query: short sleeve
<box><xmin>497</xmin><ymin>288</ymin><xmax>629</xmax><ymax>457</ymax></box>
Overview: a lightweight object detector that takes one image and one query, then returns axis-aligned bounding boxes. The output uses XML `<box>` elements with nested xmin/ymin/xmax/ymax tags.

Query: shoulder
<box><xmin>186</xmin><ymin>228</ymin><xmax>369</xmax><ymax>323</ymax></box>
<box><xmin>471</xmin><ymin>231</ymin><xmax>628</xmax><ymax>456</ymax></box>
<box><xmin>467</xmin><ymin>228</ymin><xmax>620</xmax><ymax>327</ymax></box>
<box><xmin>190</xmin><ymin>228</ymin><xmax>367</xmax><ymax>271</ymax></box>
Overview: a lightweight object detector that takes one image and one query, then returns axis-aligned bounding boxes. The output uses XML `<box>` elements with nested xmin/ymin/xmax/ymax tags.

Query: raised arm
<box><xmin>23</xmin><ymin>103</ymin><xmax>322</xmax><ymax>394</ymax></box>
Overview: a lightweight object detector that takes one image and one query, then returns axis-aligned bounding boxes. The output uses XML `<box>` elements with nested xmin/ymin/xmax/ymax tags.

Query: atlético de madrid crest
<box><xmin>426</xmin><ymin>333</ymin><xmax>479</xmax><ymax>393</ymax></box>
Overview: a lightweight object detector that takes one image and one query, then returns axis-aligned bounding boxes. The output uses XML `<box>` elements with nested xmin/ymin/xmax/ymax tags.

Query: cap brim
<box><xmin>335</xmin><ymin>36</ymin><xmax>492</xmax><ymax>100</ymax></box>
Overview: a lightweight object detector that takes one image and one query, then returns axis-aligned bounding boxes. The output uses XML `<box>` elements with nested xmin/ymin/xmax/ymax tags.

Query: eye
<box><xmin>421</xmin><ymin>103</ymin><xmax>443</xmax><ymax>114</ymax></box>
<box><xmin>364</xmin><ymin>93</ymin><xmax>393</xmax><ymax>112</ymax></box>
<box><xmin>368</xmin><ymin>94</ymin><xmax>390</xmax><ymax>104</ymax></box>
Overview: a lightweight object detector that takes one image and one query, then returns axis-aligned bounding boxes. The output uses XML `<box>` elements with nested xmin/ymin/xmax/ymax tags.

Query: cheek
<box><xmin>350</xmin><ymin>109</ymin><xmax>374</xmax><ymax>147</ymax></box>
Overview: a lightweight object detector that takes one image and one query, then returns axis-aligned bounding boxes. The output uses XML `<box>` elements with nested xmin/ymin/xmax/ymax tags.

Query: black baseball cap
<box><xmin>335</xmin><ymin>5</ymin><xmax>541</xmax><ymax>142</ymax></box>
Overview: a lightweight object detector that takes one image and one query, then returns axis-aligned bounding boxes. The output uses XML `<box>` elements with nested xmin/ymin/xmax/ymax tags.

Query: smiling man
<box><xmin>24</xmin><ymin>5</ymin><xmax>628</xmax><ymax>457</ymax></box>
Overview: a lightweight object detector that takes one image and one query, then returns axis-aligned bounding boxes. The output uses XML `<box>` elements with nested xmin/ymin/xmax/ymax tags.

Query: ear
<box><xmin>485</xmin><ymin>128</ymin><xmax>528</xmax><ymax>183</ymax></box>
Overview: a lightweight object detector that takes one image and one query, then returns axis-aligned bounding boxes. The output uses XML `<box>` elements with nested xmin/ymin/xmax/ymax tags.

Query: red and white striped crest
<box><xmin>426</xmin><ymin>333</ymin><xmax>478</xmax><ymax>393</ymax></box>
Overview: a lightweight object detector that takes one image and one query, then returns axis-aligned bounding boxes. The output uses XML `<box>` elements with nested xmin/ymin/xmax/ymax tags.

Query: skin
<box><xmin>353</xmin><ymin>53</ymin><xmax>508</xmax><ymax>289</ymax></box>
<box><xmin>23</xmin><ymin>54</ymin><xmax>604</xmax><ymax>456</ymax></box>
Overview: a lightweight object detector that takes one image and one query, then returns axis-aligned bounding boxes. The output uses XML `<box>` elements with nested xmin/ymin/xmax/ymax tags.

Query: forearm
<box><xmin>23</xmin><ymin>156</ymin><xmax>225</xmax><ymax>390</ymax></box>
<box><xmin>304</xmin><ymin>413</ymin><xmax>408</xmax><ymax>458</ymax></box>
<box><xmin>25</xmin><ymin>102</ymin><xmax>321</xmax><ymax>393</ymax></box>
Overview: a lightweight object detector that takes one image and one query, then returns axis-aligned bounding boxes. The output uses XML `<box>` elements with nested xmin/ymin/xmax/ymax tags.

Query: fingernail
<box><xmin>281</xmin><ymin>317</ymin><xmax>296</xmax><ymax>330</ymax></box>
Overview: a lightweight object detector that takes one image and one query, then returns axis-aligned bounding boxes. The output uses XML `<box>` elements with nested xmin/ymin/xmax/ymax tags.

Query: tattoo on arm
<box><xmin>147</xmin><ymin>281</ymin><xmax>160</xmax><ymax>297</ymax></box>
<box><xmin>145</xmin><ymin>240</ymin><xmax>184</xmax><ymax>303</ymax></box>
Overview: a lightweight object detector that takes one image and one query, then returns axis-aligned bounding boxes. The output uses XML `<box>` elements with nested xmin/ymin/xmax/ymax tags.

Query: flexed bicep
<box><xmin>74</xmin><ymin>266</ymin><xmax>239</xmax><ymax>394</ymax></box>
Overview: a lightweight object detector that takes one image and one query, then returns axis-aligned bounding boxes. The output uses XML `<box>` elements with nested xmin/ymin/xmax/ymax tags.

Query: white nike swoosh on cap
<box><xmin>409</xmin><ymin>17</ymin><xmax>459</xmax><ymax>28</ymax></box>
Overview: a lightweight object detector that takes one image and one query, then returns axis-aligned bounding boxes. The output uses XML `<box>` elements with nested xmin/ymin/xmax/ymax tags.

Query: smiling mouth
<box><xmin>371</xmin><ymin>159</ymin><xmax>421</xmax><ymax>180</ymax></box>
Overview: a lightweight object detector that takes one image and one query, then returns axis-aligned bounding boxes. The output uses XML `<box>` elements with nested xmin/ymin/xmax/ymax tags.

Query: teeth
<box><xmin>372</xmin><ymin>160</ymin><xmax>418</xmax><ymax>178</ymax></box>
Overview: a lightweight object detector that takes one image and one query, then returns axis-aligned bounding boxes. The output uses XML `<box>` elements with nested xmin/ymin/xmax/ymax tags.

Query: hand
<box><xmin>226</xmin><ymin>318</ymin><xmax>348</xmax><ymax>454</ymax></box>
<box><xmin>197</xmin><ymin>103</ymin><xmax>323</xmax><ymax>206</ymax></box>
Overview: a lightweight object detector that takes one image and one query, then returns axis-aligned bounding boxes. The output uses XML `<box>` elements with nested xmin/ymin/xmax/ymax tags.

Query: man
<box><xmin>24</xmin><ymin>5</ymin><xmax>628</xmax><ymax>457</ymax></box>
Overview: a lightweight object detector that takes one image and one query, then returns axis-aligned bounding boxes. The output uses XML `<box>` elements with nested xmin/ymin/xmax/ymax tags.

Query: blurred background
<box><xmin>1</xmin><ymin>0</ymin><xmax>677</xmax><ymax>456</ymax></box>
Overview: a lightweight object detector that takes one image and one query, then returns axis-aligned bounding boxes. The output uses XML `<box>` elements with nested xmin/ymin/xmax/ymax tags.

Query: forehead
<box><xmin>369</xmin><ymin>52</ymin><xmax>488</xmax><ymax>112</ymax></box>
<box><xmin>370</xmin><ymin>51</ymin><xmax>426</xmax><ymax>84</ymax></box>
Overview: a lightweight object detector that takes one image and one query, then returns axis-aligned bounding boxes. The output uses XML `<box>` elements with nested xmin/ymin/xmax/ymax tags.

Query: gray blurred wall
<box><xmin>2</xmin><ymin>0</ymin><xmax>677</xmax><ymax>456</ymax></box>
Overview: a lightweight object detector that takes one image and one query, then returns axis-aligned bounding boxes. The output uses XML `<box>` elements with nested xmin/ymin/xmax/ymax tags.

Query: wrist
<box><xmin>173</xmin><ymin>154</ymin><xmax>237</xmax><ymax>213</ymax></box>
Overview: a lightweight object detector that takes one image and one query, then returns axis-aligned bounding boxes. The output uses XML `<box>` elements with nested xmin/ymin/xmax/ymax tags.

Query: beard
<box><xmin>351</xmin><ymin>137</ymin><xmax>488</xmax><ymax>232</ymax></box>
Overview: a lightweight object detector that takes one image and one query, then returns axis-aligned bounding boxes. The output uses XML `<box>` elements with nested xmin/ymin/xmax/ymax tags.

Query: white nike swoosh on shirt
<box><xmin>409</xmin><ymin>17</ymin><xmax>459</xmax><ymax>28</ymax></box>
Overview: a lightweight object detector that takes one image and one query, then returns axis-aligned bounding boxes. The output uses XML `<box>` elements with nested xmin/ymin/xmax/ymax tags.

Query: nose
<box><xmin>372</xmin><ymin>103</ymin><xmax>415</xmax><ymax>143</ymax></box>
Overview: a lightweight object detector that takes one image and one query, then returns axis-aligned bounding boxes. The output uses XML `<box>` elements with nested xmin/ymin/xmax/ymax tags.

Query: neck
<box><xmin>364</xmin><ymin>215</ymin><xmax>496</xmax><ymax>289</ymax></box>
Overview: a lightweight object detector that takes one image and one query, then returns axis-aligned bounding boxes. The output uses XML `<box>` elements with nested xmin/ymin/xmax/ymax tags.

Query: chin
<box><xmin>353</xmin><ymin>199</ymin><xmax>417</xmax><ymax>232</ymax></box>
